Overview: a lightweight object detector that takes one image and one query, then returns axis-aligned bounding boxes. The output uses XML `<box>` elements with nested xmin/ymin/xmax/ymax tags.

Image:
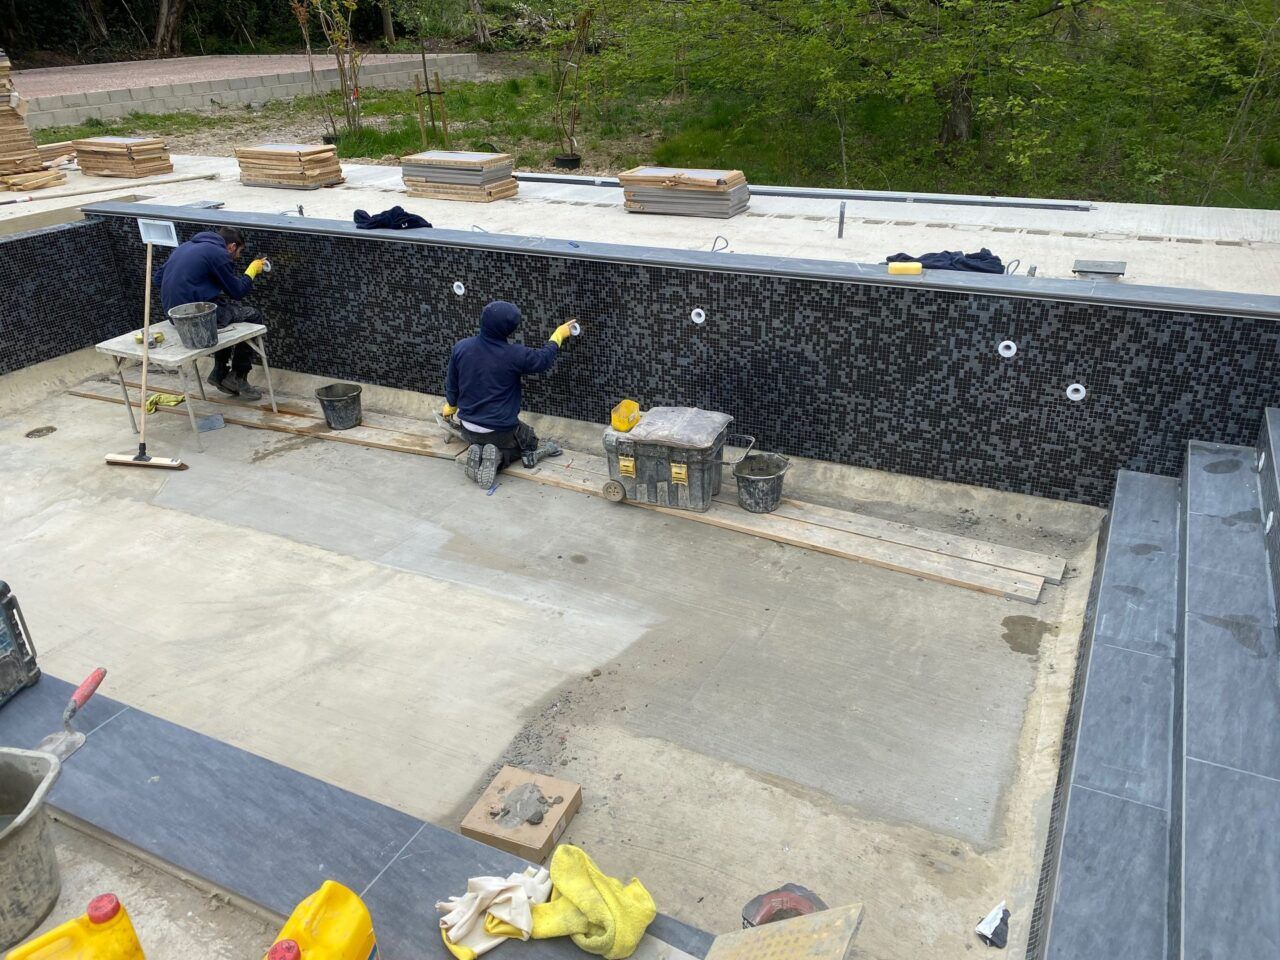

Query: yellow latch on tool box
<box><xmin>618</xmin><ymin>455</ymin><xmax>636</xmax><ymax>478</ymax></box>
<box><xmin>611</xmin><ymin>399</ymin><xmax>641</xmax><ymax>433</ymax></box>
<box><xmin>670</xmin><ymin>463</ymin><xmax>688</xmax><ymax>485</ymax></box>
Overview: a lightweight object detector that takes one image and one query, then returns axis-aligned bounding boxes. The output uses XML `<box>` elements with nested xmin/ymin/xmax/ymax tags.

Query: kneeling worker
<box><xmin>156</xmin><ymin>226</ymin><xmax>269</xmax><ymax>400</ymax></box>
<box><xmin>443</xmin><ymin>301</ymin><xmax>578</xmax><ymax>488</ymax></box>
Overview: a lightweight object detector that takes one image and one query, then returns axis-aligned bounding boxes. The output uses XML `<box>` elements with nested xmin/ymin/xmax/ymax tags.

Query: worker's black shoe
<box><xmin>208</xmin><ymin>370</ymin><xmax>237</xmax><ymax>396</ymax></box>
<box><xmin>476</xmin><ymin>444</ymin><xmax>499</xmax><ymax>488</ymax></box>
<box><xmin>521</xmin><ymin>441</ymin><xmax>563</xmax><ymax>469</ymax></box>
<box><xmin>223</xmin><ymin>373</ymin><xmax>262</xmax><ymax>401</ymax></box>
<box><xmin>465</xmin><ymin>444</ymin><xmax>483</xmax><ymax>482</ymax></box>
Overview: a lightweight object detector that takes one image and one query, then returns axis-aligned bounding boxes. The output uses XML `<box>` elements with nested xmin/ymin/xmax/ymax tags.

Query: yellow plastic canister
<box><xmin>265</xmin><ymin>881</ymin><xmax>377</xmax><ymax>960</ymax></box>
<box><xmin>5</xmin><ymin>894</ymin><xmax>145</xmax><ymax>959</ymax></box>
<box><xmin>611</xmin><ymin>399</ymin><xmax>641</xmax><ymax>432</ymax></box>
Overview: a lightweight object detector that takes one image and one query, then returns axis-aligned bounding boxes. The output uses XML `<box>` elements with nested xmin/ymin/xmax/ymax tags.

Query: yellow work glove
<box><xmin>549</xmin><ymin>321</ymin><xmax>576</xmax><ymax>347</ymax></box>
<box><xmin>245</xmin><ymin>258</ymin><xmax>267</xmax><ymax>279</ymax></box>
<box><xmin>442</xmin><ymin>402</ymin><xmax>458</xmax><ymax>418</ymax></box>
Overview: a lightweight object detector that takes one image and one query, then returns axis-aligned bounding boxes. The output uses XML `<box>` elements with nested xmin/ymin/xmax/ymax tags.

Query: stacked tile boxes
<box><xmin>21</xmin><ymin>54</ymin><xmax>477</xmax><ymax>129</ymax></box>
<box><xmin>26</xmin><ymin>203</ymin><xmax>1278</xmax><ymax>506</ymax></box>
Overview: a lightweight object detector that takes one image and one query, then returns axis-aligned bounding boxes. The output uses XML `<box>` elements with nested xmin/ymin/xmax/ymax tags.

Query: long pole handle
<box><xmin>139</xmin><ymin>243</ymin><xmax>153</xmax><ymax>452</ymax></box>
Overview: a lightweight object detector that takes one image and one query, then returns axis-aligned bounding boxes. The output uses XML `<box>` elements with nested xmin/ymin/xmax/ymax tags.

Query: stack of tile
<box><xmin>73</xmin><ymin>136</ymin><xmax>174</xmax><ymax>178</ymax></box>
<box><xmin>234</xmin><ymin>143</ymin><xmax>344</xmax><ymax>189</ymax></box>
<box><xmin>0</xmin><ymin>49</ymin><xmax>44</xmax><ymax>178</ymax></box>
<box><xmin>402</xmin><ymin>150</ymin><xmax>517</xmax><ymax>202</ymax></box>
<box><xmin>618</xmin><ymin>166</ymin><xmax>750</xmax><ymax>219</ymax></box>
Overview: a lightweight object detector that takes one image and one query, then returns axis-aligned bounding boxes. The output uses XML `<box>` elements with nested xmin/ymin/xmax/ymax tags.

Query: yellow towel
<box><xmin>145</xmin><ymin>392</ymin><xmax>184</xmax><ymax>414</ymax></box>
<box><xmin>531</xmin><ymin>845</ymin><xmax>656</xmax><ymax>959</ymax></box>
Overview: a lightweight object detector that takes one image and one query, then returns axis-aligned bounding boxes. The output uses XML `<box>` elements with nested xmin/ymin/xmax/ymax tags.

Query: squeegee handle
<box><xmin>63</xmin><ymin>667</ymin><xmax>107</xmax><ymax>724</ymax></box>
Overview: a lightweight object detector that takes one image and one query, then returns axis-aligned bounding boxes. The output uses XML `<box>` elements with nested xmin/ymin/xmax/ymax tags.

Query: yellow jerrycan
<box><xmin>5</xmin><ymin>894</ymin><xmax>145</xmax><ymax>959</ymax></box>
<box><xmin>266</xmin><ymin>881</ymin><xmax>377</xmax><ymax>960</ymax></box>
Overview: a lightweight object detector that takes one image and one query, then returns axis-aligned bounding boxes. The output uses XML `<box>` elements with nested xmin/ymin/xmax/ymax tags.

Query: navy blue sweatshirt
<box><xmin>155</xmin><ymin>231</ymin><xmax>254</xmax><ymax>316</ymax></box>
<box><xmin>445</xmin><ymin>301</ymin><xmax>559</xmax><ymax>431</ymax></box>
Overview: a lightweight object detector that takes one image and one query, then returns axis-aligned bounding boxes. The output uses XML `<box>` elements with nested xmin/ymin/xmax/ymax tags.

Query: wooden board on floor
<box><xmin>73</xmin><ymin>378</ymin><xmax>1045</xmax><ymax>603</ymax></box>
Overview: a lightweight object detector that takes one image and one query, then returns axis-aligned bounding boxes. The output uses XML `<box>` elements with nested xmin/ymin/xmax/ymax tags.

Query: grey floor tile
<box><xmin>1184</xmin><ymin>513</ymin><xmax>1273</xmax><ymax>624</ymax></box>
<box><xmin>1183</xmin><ymin>760</ymin><xmax>1280</xmax><ymax>959</ymax></box>
<box><xmin>1074</xmin><ymin>642</ymin><xmax>1173</xmax><ymax>810</ymax></box>
<box><xmin>1186</xmin><ymin>442</ymin><xmax>1261</xmax><ymax>518</ymax></box>
<box><xmin>0</xmin><ymin>674</ymin><xmax>130</xmax><ymax>750</ymax></box>
<box><xmin>1046</xmin><ymin>785</ymin><xmax>1168</xmax><ymax>960</ymax></box>
<box><xmin>50</xmin><ymin>707</ymin><xmax>424</xmax><ymax>915</ymax></box>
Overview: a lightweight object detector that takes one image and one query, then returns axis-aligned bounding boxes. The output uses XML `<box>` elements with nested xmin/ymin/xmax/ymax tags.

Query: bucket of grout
<box><xmin>315</xmin><ymin>383</ymin><xmax>363</xmax><ymax>431</ymax></box>
<box><xmin>733</xmin><ymin>452</ymin><xmax>791</xmax><ymax>514</ymax></box>
<box><xmin>0</xmin><ymin>748</ymin><xmax>62</xmax><ymax>948</ymax></box>
<box><xmin>166</xmin><ymin>302</ymin><xmax>219</xmax><ymax>349</ymax></box>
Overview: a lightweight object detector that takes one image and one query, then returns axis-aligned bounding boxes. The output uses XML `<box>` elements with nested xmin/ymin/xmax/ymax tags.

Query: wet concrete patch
<box><xmin>1130</xmin><ymin>543</ymin><xmax>1163</xmax><ymax>556</ymax></box>
<box><xmin>1204</xmin><ymin>458</ymin><xmax>1242</xmax><ymax>474</ymax></box>
<box><xmin>1001</xmin><ymin>615</ymin><xmax>1058</xmax><ymax>656</ymax></box>
<box><xmin>1199</xmin><ymin>613</ymin><xmax>1275</xmax><ymax>657</ymax></box>
<box><xmin>1223</xmin><ymin>509</ymin><xmax>1261</xmax><ymax>527</ymax></box>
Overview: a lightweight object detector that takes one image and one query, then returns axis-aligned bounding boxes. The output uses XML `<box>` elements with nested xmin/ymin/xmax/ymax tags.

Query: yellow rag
<box><xmin>145</xmin><ymin>392</ymin><xmax>184</xmax><ymax>414</ymax></box>
<box><xmin>531</xmin><ymin>845</ymin><xmax>656</xmax><ymax>959</ymax></box>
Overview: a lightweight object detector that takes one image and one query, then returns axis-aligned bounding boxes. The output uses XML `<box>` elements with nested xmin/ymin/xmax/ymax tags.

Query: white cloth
<box><xmin>437</xmin><ymin>866</ymin><xmax>552</xmax><ymax>957</ymax></box>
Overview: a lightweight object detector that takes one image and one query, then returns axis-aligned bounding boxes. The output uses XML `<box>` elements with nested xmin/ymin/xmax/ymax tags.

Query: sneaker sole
<box><xmin>465</xmin><ymin>445</ymin><xmax>482</xmax><ymax>482</ymax></box>
<box><xmin>476</xmin><ymin>444</ymin><xmax>499</xmax><ymax>488</ymax></box>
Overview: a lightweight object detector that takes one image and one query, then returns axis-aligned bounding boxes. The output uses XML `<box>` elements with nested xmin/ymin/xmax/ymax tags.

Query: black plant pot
<box><xmin>553</xmin><ymin>153</ymin><xmax>582</xmax><ymax>170</ymax></box>
<box><xmin>322</xmin><ymin>134</ymin><xmax>337</xmax><ymax>145</ymax></box>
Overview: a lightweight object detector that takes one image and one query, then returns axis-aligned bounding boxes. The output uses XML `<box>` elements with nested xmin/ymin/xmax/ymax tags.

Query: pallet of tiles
<box><xmin>0</xmin><ymin>51</ymin><xmax>43</xmax><ymax>178</ymax></box>
<box><xmin>72</xmin><ymin>136</ymin><xmax>173</xmax><ymax>178</ymax></box>
<box><xmin>234</xmin><ymin>142</ymin><xmax>344</xmax><ymax>189</ymax></box>
<box><xmin>618</xmin><ymin>166</ymin><xmax>750</xmax><ymax>218</ymax></box>
<box><xmin>401</xmin><ymin>150</ymin><xmax>517</xmax><ymax>202</ymax></box>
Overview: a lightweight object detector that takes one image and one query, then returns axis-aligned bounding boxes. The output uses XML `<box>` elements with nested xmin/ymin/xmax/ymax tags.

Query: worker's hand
<box><xmin>442</xmin><ymin>402</ymin><xmax>458</xmax><ymax>418</ymax></box>
<box><xmin>549</xmin><ymin>321</ymin><xmax>577</xmax><ymax>347</ymax></box>
<box><xmin>245</xmin><ymin>258</ymin><xmax>268</xmax><ymax>279</ymax></box>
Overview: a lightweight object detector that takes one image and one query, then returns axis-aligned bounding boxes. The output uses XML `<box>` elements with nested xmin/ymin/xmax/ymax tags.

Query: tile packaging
<box><xmin>6</xmin><ymin>212</ymin><xmax>1278</xmax><ymax>507</ymax></box>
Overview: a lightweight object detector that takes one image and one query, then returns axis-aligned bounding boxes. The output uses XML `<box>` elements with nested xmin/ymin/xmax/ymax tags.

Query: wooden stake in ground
<box><xmin>432</xmin><ymin>71</ymin><xmax>451</xmax><ymax>148</ymax></box>
<box><xmin>413</xmin><ymin>73</ymin><xmax>428</xmax><ymax>149</ymax></box>
<box><xmin>105</xmin><ymin>242</ymin><xmax>187</xmax><ymax>470</ymax></box>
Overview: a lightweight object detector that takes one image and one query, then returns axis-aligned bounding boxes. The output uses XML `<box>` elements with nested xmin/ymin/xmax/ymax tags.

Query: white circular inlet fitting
<box><xmin>1066</xmin><ymin>383</ymin><xmax>1087</xmax><ymax>402</ymax></box>
<box><xmin>690</xmin><ymin>308</ymin><xmax>706</xmax><ymax>325</ymax></box>
<box><xmin>998</xmin><ymin>340</ymin><xmax>1017</xmax><ymax>358</ymax></box>
<box><xmin>569</xmin><ymin>321</ymin><xmax>581</xmax><ymax>336</ymax></box>
<box><xmin>452</xmin><ymin>281</ymin><xmax>466</xmax><ymax>296</ymax></box>
<box><xmin>260</xmin><ymin>258</ymin><xmax>272</xmax><ymax>274</ymax></box>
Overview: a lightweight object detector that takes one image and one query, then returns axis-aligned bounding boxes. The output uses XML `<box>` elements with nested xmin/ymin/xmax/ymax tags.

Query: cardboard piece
<box><xmin>704</xmin><ymin>904</ymin><xmax>865</xmax><ymax>960</ymax></box>
<box><xmin>460</xmin><ymin>765</ymin><xmax>582</xmax><ymax>862</ymax></box>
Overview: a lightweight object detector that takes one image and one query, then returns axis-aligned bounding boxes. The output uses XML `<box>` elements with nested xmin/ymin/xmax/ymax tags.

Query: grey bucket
<box><xmin>733</xmin><ymin>452</ymin><xmax>791</xmax><ymax>514</ymax></box>
<box><xmin>0</xmin><ymin>748</ymin><xmax>62</xmax><ymax>949</ymax></box>
<box><xmin>167</xmin><ymin>301</ymin><xmax>219</xmax><ymax>349</ymax></box>
<box><xmin>315</xmin><ymin>383</ymin><xmax>363</xmax><ymax>430</ymax></box>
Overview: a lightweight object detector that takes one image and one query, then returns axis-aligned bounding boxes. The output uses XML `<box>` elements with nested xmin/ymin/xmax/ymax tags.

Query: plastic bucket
<box><xmin>733</xmin><ymin>452</ymin><xmax>791</xmax><ymax>514</ymax></box>
<box><xmin>0</xmin><ymin>748</ymin><xmax>62</xmax><ymax>949</ymax></box>
<box><xmin>315</xmin><ymin>383</ymin><xmax>362</xmax><ymax>430</ymax></box>
<box><xmin>167</xmin><ymin>301</ymin><xmax>219</xmax><ymax>349</ymax></box>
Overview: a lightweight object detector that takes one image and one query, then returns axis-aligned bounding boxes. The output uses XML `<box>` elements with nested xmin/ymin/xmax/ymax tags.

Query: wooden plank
<box><xmin>73</xmin><ymin>380</ymin><xmax>1043</xmax><ymax>602</ymax></box>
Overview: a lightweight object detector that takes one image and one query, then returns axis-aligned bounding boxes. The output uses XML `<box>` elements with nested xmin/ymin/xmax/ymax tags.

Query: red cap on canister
<box><xmin>87</xmin><ymin>894</ymin><xmax>121</xmax><ymax>924</ymax></box>
<box><xmin>268</xmin><ymin>941</ymin><xmax>302</xmax><ymax>960</ymax></box>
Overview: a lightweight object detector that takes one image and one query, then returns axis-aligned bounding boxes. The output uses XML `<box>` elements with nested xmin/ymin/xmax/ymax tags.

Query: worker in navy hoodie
<box><xmin>156</xmin><ymin>226</ymin><xmax>269</xmax><ymax>400</ymax></box>
<box><xmin>443</xmin><ymin>301</ymin><xmax>578</xmax><ymax>488</ymax></box>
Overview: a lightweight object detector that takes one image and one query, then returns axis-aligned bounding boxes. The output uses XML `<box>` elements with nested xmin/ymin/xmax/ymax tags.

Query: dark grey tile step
<box><xmin>1040</xmin><ymin>470</ymin><xmax>1179</xmax><ymax>960</ymax></box>
<box><xmin>0</xmin><ymin>677</ymin><xmax>710</xmax><ymax>959</ymax></box>
<box><xmin>1258</xmin><ymin>408</ymin><xmax>1280</xmax><ymax>608</ymax></box>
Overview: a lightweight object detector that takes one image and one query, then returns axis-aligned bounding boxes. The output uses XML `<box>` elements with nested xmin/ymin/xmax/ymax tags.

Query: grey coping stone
<box><xmin>79</xmin><ymin>202</ymin><xmax>1280</xmax><ymax>322</ymax></box>
<box><xmin>1185</xmin><ymin>441</ymin><xmax>1262</xmax><ymax>519</ymax></box>
<box><xmin>1182</xmin><ymin>759</ymin><xmax>1280</xmax><ymax>958</ymax></box>
<box><xmin>0</xmin><ymin>676</ymin><xmax>709</xmax><ymax>959</ymax></box>
<box><xmin>1045</xmin><ymin>784</ymin><xmax>1169</xmax><ymax>960</ymax></box>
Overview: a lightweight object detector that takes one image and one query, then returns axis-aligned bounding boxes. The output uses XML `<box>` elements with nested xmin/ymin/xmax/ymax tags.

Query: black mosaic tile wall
<box><xmin>0</xmin><ymin>219</ymin><xmax>131</xmax><ymax>376</ymax></box>
<box><xmin>96</xmin><ymin>216</ymin><xmax>1280</xmax><ymax>506</ymax></box>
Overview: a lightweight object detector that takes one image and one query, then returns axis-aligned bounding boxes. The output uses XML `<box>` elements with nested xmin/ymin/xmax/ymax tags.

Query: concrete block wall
<box><xmin>24</xmin><ymin>54</ymin><xmax>477</xmax><ymax>129</ymax></box>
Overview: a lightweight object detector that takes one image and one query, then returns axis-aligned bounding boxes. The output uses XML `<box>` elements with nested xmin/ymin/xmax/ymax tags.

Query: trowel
<box><xmin>37</xmin><ymin>667</ymin><xmax>107</xmax><ymax>762</ymax></box>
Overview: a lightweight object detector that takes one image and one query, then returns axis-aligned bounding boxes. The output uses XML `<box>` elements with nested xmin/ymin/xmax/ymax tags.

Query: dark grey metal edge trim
<box><xmin>82</xmin><ymin>201</ymin><xmax>1280</xmax><ymax>321</ymax></box>
<box><xmin>512</xmin><ymin>170</ymin><xmax>1095</xmax><ymax>211</ymax></box>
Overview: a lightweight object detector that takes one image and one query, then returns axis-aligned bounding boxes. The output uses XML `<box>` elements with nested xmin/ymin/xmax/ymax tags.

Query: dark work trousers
<box><xmin>460</xmin><ymin>420</ymin><xmax>539</xmax><ymax>469</ymax></box>
<box><xmin>213</xmin><ymin>301</ymin><xmax>264</xmax><ymax>378</ymax></box>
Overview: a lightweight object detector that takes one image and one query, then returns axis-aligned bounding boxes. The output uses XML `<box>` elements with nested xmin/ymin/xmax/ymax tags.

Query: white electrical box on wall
<box><xmin>137</xmin><ymin>218</ymin><xmax>179</xmax><ymax>248</ymax></box>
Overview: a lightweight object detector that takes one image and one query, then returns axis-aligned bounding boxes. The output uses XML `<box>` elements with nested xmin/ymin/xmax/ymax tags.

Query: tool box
<box><xmin>0</xmin><ymin>581</ymin><xmax>39</xmax><ymax>709</ymax></box>
<box><xmin>601</xmin><ymin>407</ymin><xmax>752</xmax><ymax>512</ymax></box>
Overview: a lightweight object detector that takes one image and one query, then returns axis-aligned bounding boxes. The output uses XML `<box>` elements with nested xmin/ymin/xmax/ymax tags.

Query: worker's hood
<box><xmin>189</xmin><ymin>230</ymin><xmax>231</xmax><ymax>249</ymax></box>
<box><xmin>480</xmin><ymin>300</ymin><xmax>522</xmax><ymax>340</ymax></box>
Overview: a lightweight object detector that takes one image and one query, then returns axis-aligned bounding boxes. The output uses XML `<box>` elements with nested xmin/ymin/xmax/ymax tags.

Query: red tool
<box><xmin>37</xmin><ymin>668</ymin><xmax>107</xmax><ymax>761</ymax></box>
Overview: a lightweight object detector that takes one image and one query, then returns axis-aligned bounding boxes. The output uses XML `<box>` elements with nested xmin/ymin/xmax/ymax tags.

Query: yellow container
<box><xmin>265</xmin><ymin>881</ymin><xmax>377</xmax><ymax>960</ymax></box>
<box><xmin>6</xmin><ymin>894</ymin><xmax>145</xmax><ymax>959</ymax></box>
<box><xmin>887</xmin><ymin>261</ymin><xmax>923</xmax><ymax>275</ymax></box>
<box><xmin>611</xmin><ymin>399</ymin><xmax>641</xmax><ymax>433</ymax></box>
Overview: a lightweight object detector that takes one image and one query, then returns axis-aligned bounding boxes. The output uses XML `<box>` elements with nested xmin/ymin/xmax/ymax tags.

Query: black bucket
<box><xmin>733</xmin><ymin>452</ymin><xmax>791</xmax><ymax>514</ymax></box>
<box><xmin>167</xmin><ymin>301</ymin><xmax>219</xmax><ymax>349</ymax></box>
<box><xmin>315</xmin><ymin>383</ymin><xmax>362</xmax><ymax>430</ymax></box>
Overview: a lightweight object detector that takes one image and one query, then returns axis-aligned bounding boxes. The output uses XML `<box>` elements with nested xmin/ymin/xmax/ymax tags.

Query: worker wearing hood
<box><xmin>444</xmin><ymin>301</ymin><xmax>578</xmax><ymax>488</ymax></box>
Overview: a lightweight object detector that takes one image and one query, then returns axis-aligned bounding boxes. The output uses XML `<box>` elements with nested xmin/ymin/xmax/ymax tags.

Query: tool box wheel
<box><xmin>602</xmin><ymin>480</ymin><xmax>626</xmax><ymax>503</ymax></box>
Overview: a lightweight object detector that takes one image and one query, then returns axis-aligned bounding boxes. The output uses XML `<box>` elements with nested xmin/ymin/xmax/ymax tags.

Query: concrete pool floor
<box><xmin>0</xmin><ymin>361</ymin><xmax>1102</xmax><ymax>959</ymax></box>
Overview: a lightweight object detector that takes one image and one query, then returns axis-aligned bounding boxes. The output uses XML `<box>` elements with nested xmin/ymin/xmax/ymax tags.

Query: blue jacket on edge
<box><xmin>445</xmin><ymin>301</ymin><xmax>559</xmax><ymax>431</ymax></box>
<box><xmin>155</xmin><ymin>231</ymin><xmax>254</xmax><ymax>315</ymax></box>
